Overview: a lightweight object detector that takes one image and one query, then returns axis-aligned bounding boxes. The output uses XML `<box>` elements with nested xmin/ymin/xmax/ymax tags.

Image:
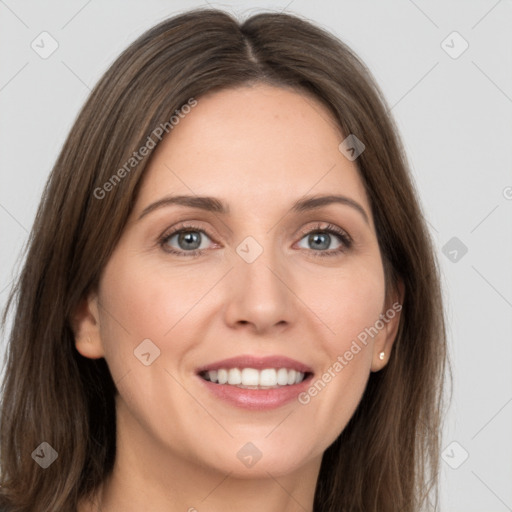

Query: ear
<box><xmin>371</xmin><ymin>279</ymin><xmax>404</xmax><ymax>372</ymax></box>
<box><xmin>71</xmin><ymin>292</ymin><xmax>105</xmax><ymax>359</ymax></box>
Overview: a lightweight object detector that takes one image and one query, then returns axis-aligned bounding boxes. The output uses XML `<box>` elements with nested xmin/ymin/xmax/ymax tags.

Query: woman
<box><xmin>0</xmin><ymin>8</ymin><xmax>449</xmax><ymax>512</ymax></box>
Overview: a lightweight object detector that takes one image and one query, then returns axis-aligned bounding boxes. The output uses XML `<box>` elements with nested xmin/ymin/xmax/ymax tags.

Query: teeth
<box><xmin>202</xmin><ymin>368</ymin><xmax>307</xmax><ymax>387</ymax></box>
<box><xmin>277</xmin><ymin>368</ymin><xmax>289</xmax><ymax>385</ymax></box>
<box><xmin>217</xmin><ymin>369</ymin><xmax>228</xmax><ymax>384</ymax></box>
<box><xmin>227</xmin><ymin>368</ymin><xmax>242</xmax><ymax>385</ymax></box>
<box><xmin>241</xmin><ymin>368</ymin><xmax>259</xmax><ymax>386</ymax></box>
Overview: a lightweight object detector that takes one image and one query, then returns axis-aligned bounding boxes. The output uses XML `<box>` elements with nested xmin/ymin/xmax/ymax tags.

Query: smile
<box><xmin>200</xmin><ymin>367</ymin><xmax>309</xmax><ymax>388</ymax></box>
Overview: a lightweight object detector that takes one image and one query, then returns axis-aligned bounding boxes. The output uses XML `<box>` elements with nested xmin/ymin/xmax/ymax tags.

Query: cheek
<box><xmin>95</xmin><ymin>255</ymin><xmax>208</xmax><ymax>422</ymax></box>
<box><xmin>310</xmin><ymin>261</ymin><xmax>386</xmax><ymax>350</ymax></box>
<box><xmin>96</xmin><ymin>251</ymin><xmax>226</xmax><ymax>393</ymax></box>
<box><xmin>300</xmin><ymin>261</ymin><xmax>384</xmax><ymax>417</ymax></box>
<box><xmin>98</xmin><ymin>253</ymin><xmax>211</xmax><ymax>343</ymax></box>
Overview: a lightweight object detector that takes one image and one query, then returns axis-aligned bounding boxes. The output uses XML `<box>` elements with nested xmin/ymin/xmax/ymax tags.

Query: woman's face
<box><xmin>76</xmin><ymin>83</ymin><xmax>400</xmax><ymax>479</ymax></box>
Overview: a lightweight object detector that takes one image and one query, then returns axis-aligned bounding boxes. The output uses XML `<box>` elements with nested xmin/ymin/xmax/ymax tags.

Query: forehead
<box><xmin>135</xmin><ymin>84</ymin><xmax>370</xmax><ymax>217</ymax></box>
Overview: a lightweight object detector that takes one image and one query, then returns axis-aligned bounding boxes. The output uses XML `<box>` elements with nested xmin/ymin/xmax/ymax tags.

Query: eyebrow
<box><xmin>138</xmin><ymin>194</ymin><xmax>370</xmax><ymax>224</ymax></box>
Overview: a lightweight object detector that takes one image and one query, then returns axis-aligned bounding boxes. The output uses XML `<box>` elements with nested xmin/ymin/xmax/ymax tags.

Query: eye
<box><xmin>295</xmin><ymin>223</ymin><xmax>352</xmax><ymax>257</ymax></box>
<box><xmin>159</xmin><ymin>224</ymin><xmax>214</xmax><ymax>257</ymax></box>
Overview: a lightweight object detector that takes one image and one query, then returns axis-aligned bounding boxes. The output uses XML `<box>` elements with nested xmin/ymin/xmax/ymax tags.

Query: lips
<box><xmin>195</xmin><ymin>355</ymin><xmax>314</xmax><ymax>410</ymax></box>
<box><xmin>196</xmin><ymin>354</ymin><xmax>314</xmax><ymax>374</ymax></box>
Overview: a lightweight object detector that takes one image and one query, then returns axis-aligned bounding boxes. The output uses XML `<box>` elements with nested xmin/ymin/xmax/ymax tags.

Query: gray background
<box><xmin>1</xmin><ymin>1</ymin><xmax>511</xmax><ymax>510</ymax></box>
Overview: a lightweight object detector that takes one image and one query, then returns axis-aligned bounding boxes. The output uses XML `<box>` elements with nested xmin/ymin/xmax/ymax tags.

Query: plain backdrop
<box><xmin>1</xmin><ymin>1</ymin><xmax>511</xmax><ymax>510</ymax></box>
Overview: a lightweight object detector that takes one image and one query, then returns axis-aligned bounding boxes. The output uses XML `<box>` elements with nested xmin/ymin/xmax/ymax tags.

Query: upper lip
<box><xmin>196</xmin><ymin>355</ymin><xmax>314</xmax><ymax>374</ymax></box>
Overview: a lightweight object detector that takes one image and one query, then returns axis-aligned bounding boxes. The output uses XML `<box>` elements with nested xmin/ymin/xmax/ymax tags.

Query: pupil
<box><xmin>310</xmin><ymin>233</ymin><xmax>329</xmax><ymax>250</ymax></box>
<box><xmin>180</xmin><ymin>231</ymin><xmax>200</xmax><ymax>250</ymax></box>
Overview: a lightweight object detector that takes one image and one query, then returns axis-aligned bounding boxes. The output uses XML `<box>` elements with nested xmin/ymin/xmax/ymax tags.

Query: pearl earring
<box><xmin>379</xmin><ymin>351</ymin><xmax>385</xmax><ymax>360</ymax></box>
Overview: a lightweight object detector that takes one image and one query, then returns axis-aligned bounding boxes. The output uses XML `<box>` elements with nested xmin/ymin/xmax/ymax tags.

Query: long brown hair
<box><xmin>0</xmin><ymin>8</ymin><xmax>450</xmax><ymax>511</ymax></box>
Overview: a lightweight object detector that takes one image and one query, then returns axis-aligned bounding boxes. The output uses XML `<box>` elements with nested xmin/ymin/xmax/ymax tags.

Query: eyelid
<box><xmin>295</xmin><ymin>222</ymin><xmax>352</xmax><ymax>245</ymax></box>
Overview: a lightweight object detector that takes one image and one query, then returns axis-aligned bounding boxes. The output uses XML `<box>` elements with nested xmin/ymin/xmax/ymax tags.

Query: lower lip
<box><xmin>198</xmin><ymin>374</ymin><xmax>313</xmax><ymax>410</ymax></box>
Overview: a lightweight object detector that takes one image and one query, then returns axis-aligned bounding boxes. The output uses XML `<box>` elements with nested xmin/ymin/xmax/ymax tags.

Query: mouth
<box><xmin>199</xmin><ymin>367</ymin><xmax>313</xmax><ymax>389</ymax></box>
<box><xmin>196</xmin><ymin>354</ymin><xmax>314</xmax><ymax>391</ymax></box>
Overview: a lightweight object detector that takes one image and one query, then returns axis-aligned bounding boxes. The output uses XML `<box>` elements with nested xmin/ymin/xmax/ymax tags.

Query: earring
<box><xmin>379</xmin><ymin>351</ymin><xmax>385</xmax><ymax>360</ymax></box>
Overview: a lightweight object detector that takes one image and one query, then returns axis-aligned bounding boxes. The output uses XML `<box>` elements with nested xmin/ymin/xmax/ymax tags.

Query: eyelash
<box><xmin>158</xmin><ymin>222</ymin><xmax>353</xmax><ymax>258</ymax></box>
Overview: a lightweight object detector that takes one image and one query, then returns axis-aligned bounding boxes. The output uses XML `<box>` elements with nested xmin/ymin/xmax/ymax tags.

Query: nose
<box><xmin>223</xmin><ymin>240</ymin><xmax>297</xmax><ymax>335</ymax></box>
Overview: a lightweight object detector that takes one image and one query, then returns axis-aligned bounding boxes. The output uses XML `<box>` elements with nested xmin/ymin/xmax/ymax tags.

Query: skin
<box><xmin>74</xmin><ymin>83</ymin><xmax>402</xmax><ymax>512</ymax></box>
